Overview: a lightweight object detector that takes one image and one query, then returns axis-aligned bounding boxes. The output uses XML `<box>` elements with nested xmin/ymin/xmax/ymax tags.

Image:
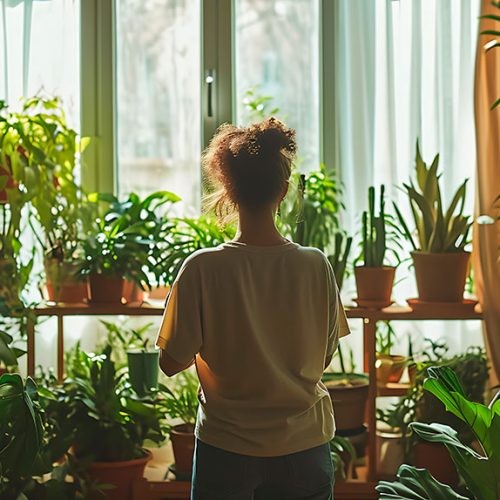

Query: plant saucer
<box><xmin>354</xmin><ymin>298</ymin><xmax>394</xmax><ymax>309</ymax></box>
<box><xmin>407</xmin><ymin>298</ymin><xmax>478</xmax><ymax>314</ymax></box>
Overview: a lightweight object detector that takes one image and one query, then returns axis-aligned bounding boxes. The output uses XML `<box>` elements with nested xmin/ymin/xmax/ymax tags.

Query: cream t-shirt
<box><xmin>156</xmin><ymin>241</ymin><xmax>350</xmax><ymax>457</ymax></box>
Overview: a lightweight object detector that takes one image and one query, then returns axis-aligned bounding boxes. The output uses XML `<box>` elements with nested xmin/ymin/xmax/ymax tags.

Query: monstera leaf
<box><xmin>376</xmin><ymin>464</ymin><xmax>467</xmax><ymax>499</ymax></box>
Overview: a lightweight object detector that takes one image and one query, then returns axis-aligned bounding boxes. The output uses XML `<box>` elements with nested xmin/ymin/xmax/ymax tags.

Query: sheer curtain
<box><xmin>333</xmin><ymin>0</ymin><xmax>482</xmax><ymax>363</ymax></box>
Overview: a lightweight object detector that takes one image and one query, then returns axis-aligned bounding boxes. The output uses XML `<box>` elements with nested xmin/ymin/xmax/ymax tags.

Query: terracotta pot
<box><xmin>411</xmin><ymin>251</ymin><xmax>470</xmax><ymax>302</ymax></box>
<box><xmin>122</xmin><ymin>280</ymin><xmax>144</xmax><ymax>304</ymax></box>
<box><xmin>87</xmin><ymin>449</ymin><xmax>151</xmax><ymax>500</ymax></box>
<box><xmin>322</xmin><ymin>373</ymin><xmax>369</xmax><ymax>431</ymax></box>
<box><xmin>376</xmin><ymin>354</ymin><xmax>406</xmax><ymax>384</ymax></box>
<box><xmin>376</xmin><ymin>430</ymin><xmax>406</xmax><ymax>479</ymax></box>
<box><xmin>170</xmin><ymin>423</ymin><xmax>195</xmax><ymax>478</ymax></box>
<box><xmin>45</xmin><ymin>259</ymin><xmax>87</xmax><ymax>303</ymax></box>
<box><xmin>148</xmin><ymin>285</ymin><xmax>171</xmax><ymax>302</ymax></box>
<box><xmin>87</xmin><ymin>274</ymin><xmax>124</xmax><ymax>304</ymax></box>
<box><xmin>354</xmin><ymin>266</ymin><xmax>395</xmax><ymax>308</ymax></box>
<box><xmin>414</xmin><ymin>441</ymin><xmax>459</xmax><ymax>487</ymax></box>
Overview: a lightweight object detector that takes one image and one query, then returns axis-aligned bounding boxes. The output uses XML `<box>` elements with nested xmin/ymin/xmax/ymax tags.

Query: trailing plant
<box><xmin>160</xmin><ymin>370</ymin><xmax>199</xmax><ymax>427</ymax></box>
<box><xmin>393</xmin><ymin>142</ymin><xmax>472</xmax><ymax>253</ymax></box>
<box><xmin>377</xmin><ymin>366</ymin><xmax>500</xmax><ymax>499</ymax></box>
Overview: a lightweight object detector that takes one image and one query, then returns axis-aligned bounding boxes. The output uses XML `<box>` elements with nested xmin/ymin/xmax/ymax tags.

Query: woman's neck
<box><xmin>234</xmin><ymin>205</ymin><xmax>287</xmax><ymax>246</ymax></box>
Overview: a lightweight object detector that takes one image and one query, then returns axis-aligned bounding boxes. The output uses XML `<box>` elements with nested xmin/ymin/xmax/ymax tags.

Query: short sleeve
<box><xmin>156</xmin><ymin>258</ymin><xmax>203</xmax><ymax>364</ymax></box>
<box><xmin>325</xmin><ymin>260</ymin><xmax>350</xmax><ymax>357</ymax></box>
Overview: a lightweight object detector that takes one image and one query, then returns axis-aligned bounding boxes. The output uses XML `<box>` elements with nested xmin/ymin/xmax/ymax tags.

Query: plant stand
<box><xmin>25</xmin><ymin>301</ymin><xmax>483</xmax><ymax>496</ymax></box>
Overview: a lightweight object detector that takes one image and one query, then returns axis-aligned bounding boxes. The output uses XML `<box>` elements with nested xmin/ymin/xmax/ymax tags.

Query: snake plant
<box><xmin>361</xmin><ymin>185</ymin><xmax>387</xmax><ymax>266</ymax></box>
<box><xmin>394</xmin><ymin>142</ymin><xmax>472</xmax><ymax>253</ymax></box>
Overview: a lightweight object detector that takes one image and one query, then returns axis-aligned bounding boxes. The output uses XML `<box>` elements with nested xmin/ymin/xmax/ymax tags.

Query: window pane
<box><xmin>0</xmin><ymin>0</ymin><xmax>80</xmax><ymax>128</ymax></box>
<box><xmin>116</xmin><ymin>0</ymin><xmax>201</xmax><ymax>211</ymax></box>
<box><xmin>235</xmin><ymin>0</ymin><xmax>320</xmax><ymax>172</ymax></box>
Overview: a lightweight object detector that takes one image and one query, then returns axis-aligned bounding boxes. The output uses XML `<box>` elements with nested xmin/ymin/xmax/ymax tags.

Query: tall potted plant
<box><xmin>376</xmin><ymin>321</ymin><xmax>406</xmax><ymax>385</ymax></box>
<box><xmin>394</xmin><ymin>142</ymin><xmax>472</xmax><ymax>303</ymax></box>
<box><xmin>355</xmin><ymin>185</ymin><xmax>399</xmax><ymax>308</ymax></box>
<box><xmin>160</xmin><ymin>371</ymin><xmax>199</xmax><ymax>480</ymax></box>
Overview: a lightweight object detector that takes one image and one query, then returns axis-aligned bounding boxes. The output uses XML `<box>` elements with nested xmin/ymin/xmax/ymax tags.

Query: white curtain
<box><xmin>333</xmin><ymin>0</ymin><xmax>482</xmax><ymax>363</ymax></box>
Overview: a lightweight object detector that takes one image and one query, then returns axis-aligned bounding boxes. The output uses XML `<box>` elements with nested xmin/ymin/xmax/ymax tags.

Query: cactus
<box><xmin>361</xmin><ymin>185</ymin><xmax>387</xmax><ymax>267</ymax></box>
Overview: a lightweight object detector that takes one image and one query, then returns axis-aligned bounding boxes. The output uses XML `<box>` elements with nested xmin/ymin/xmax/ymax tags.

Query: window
<box><xmin>234</xmin><ymin>0</ymin><xmax>320</xmax><ymax>172</ymax></box>
<box><xmin>0</xmin><ymin>0</ymin><xmax>80</xmax><ymax>128</ymax></box>
<box><xmin>115</xmin><ymin>0</ymin><xmax>202</xmax><ymax>211</ymax></box>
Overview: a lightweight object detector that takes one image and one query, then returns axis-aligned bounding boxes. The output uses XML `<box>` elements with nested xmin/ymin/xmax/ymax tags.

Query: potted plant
<box><xmin>330</xmin><ymin>434</ymin><xmax>357</xmax><ymax>482</ymax></box>
<box><xmin>376</xmin><ymin>321</ymin><xmax>406</xmax><ymax>385</ymax></box>
<box><xmin>79</xmin><ymin>201</ymin><xmax>153</xmax><ymax>303</ymax></box>
<box><xmin>160</xmin><ymin>371</ymin><xmax>199</xmax><ymax>480</ymax></box>
<box><xmin>380</xmin><ymin>341</ymin><xmax>488</xmax><ymax>487</ymax></box>
<box><xmin>355</xmin><ymin>185</ymin><xmax>400</xmax><ymax>308</ymax></box>
<box><xmin>377</xmin><ymin>366</ymin><xmax>500</xmax><ymax>499</ymax></box>
<box><xmin>323</xmin><ymin>347</ymin><xmax>369</xmax><ymax>433</ymax></box>
<box><xmin>96</xmin><ymin>191</ymin><xmax>181</xmax><ymax>302</ymax></box>
<box><xmin>49</xmin><ymin>345</ymin><xmax>164</xmax><ymax>499</ymax></box>
<box><xmin>101</xmin><ymin>320</ymin><xmax>159</xmax><ymax>396</ymax></box>
<box><xmin>394</xmin><ymin>142</ymin><xmax>472</xmax><ymax>303</ymax></box>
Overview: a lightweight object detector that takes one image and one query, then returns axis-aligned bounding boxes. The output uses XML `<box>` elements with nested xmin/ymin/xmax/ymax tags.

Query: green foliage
<box><xmin>330</xmin><ymin>434</ymin><xmax>356</xmax><ymax>481</ymax></box>
<box><xmin>160</xmin><ymin>370</ymin><xmax>199</xmax><ymax>427</ymax></box>
<box><xmin>46</xmin><ymin>345</ymin><xmax>165</xmax><ymax>462</ymax></box>
<box><xmin>0</xmin><ymin>328</ymin><xmax>26</xmax><ymax>368</ymax></box>
<box><xmin>100</xmin><ymin>319</ymin><xmax>155</xmax><ymax>355</ymax></box>
<box><xmin>377</xmin><ymin>464</ymin><xmax>468</xmax><ymax>499</ymax></box>
<box><xmin>378</xmin><ymin>367</ymin><xmax>500</xmax><ymax>500</ymax></box>
<box><xmin>157</xmin><ymin>215</ymin><xmax>234</xmax><ymax>285</ymax></box>
<box><xmin>376</xmin><ymin>321</ymin><xmax>397</xmax><ymax>356</ymax></box>
<box><xmin>327</xmin><ymin>232</ymin><xmax>352</xmax><ymax>291</ymax></box>
<box><xmin>241</xmin><ymin>86</ymin><xmax>280</xmax><ymax>123</ymax></box>
<box><xmin>394</xmin><ymin>142</ymin><xmax>472</xmax><ymax>253</ymax></box>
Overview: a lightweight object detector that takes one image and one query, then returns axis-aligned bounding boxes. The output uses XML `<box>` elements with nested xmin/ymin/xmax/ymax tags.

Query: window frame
<box><xmin>80</xmin><ymin>0</ymin><xmax>334</xmax><ymax>195</ymax></box>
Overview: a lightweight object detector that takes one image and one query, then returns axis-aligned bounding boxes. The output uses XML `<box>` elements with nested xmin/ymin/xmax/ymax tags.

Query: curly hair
<box><xmin>202</xmin><ymin>117</ymin><xmax>297</xmax><ymax>222</ymax></box>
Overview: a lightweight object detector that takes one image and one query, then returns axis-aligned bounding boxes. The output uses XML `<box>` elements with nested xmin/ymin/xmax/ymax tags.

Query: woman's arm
<box><xmin>159</xmin><ymin>349</ymin><xmax>195</xmax><ymax>377</ymax></box>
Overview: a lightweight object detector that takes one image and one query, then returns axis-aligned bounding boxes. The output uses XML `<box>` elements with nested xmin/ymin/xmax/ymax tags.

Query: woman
<box><xmin>157</xmin><ymin>118</ymin><xmax>350</xmax><ymax>500</ymax></box>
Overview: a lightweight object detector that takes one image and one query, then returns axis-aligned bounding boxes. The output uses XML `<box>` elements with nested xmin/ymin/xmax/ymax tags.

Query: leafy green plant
<box><xmin>100</xmin><ymin>319</ymin><xmax>155</xmax><ymax>354</ymax></box>
<box><xmin>157</xmin><ymin>215</ymin><xmax>234</xmax><ymax>285</ymax></box>
<box><xmin>330</xmin><ymin>434</ymin><xmax>356</xmax><ymax>481</ymax></box>
<box><xmin>160</xmin><ymin>370</ymin><xmax>199</xmax><ymax>427</ymax></box>
<box><xmin>377</xmin><ymin>366</ymin><xmax>500</xmax><ymax>499</ymax></box>
<box><xmin>327</xmin><ymin>232</ymin><xmax>353</xmax><ymax>291</ymax></box>
<box><xmin>48</xmin><ymin>345</ymin><xmax>164</xmax><ymax>463</ymax></box>
<box><xmin>393</xmin><ymin>142</ymin><xmax>472</xmax><ymax>253</ymax></box>
<box><xmin>241</xmin><ymin>86</ymin><xmax>280</xmax><ymax>123</ymax></box>
<box><xmin>0</xmin><ymin>328</ymin><xmax>26</xmax><ymax>369</ymax></box>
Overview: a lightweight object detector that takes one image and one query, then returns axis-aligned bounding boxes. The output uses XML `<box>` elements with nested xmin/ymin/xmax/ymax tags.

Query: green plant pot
<box><xmin>127</xmin><ymin>351</ymin><xmax>160</xmax><ymax>396</ymax></box>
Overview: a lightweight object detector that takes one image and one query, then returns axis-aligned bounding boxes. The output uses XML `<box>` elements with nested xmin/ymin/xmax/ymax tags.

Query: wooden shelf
<box><xmin>377</xmin><ymin>382</ymin><xmax>410</xmax><ymax>397</ymax></box>
<box><xmin>33</xmin><ymin>301</ymin><xmax>164</xmax><ymax>317</ymax></box>
<box><xmin>346</xmin><ymin>303</ymin><xmax>482</xmax><ymax>321</ymax></box>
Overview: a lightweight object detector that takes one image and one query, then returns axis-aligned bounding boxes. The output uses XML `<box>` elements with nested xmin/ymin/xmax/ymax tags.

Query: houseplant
<box><xmin>376</xmin><ymin>366</ymin><xmax>500</xmax><ymax>499</ymax></box>
<box><xmin>101</xmin><ymin>320</ymin><xmax>159</xmax><ymax>396</ymax></box>
<box><xmin>394</xmin><ymin>142</ymin><xmax>472</xmax><ymax>302</ymax></box>
<box><xmin>376</xmin><ymin>321</ymin><xmax>406</xmax><ymax>385</ymax></box>
<box><xmin>49</xmin><ymin>345</ymin><xmax>165</xmax><ymax>499</ymax></box>
<box><xmin>323</xmin><ymin>347</ymin><xmax>369</xmax><ymax>433</ymax></box>
<box><xmin>79</xmin><ymin>196</ymin><xmax>157</xmax><ymax>303</ymax></box>
<box><xmin>95</xmin><ymin>191</ymin><xmax>181</xmax><ymax>301</ymax></box>
<box><xmin>160</xmin><ymin>370</ymin><xmax>199</xmax><ymax>479</ymax></box>
<box><xmin>355</xmin><ymin>185</ymin><xmax>400</xmax><ymax>308</ymax></box>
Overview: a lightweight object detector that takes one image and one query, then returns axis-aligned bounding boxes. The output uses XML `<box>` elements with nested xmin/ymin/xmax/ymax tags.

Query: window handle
<box><xmin>205</xmin><ymin>70</ymin><xmax>215</xmax><ymax>118</ymax></box>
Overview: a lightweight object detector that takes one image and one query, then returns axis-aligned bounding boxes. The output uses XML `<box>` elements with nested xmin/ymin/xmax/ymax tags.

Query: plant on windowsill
<box><xmin>355</xmin><ymin>184</ymin><xmax>401</xmax><ymax>309</ymax></box>
<box><xmin>393</xmin><ymin>141</ymin><xmax>472</xmax><ymax>303</ymax></box>
<box><xmin>94</xmin><ymin>190</ymin><xmax>181</xmax><ymax>303</ymax></box>
<box><xmin>100</xmin><ymin>319</ymin><xmax>159</xmax><ymax>397</ymax></box>
<box><xmin>159</xmin><ymin>370</ymin><xmax>199</xmax><ymax>480</ymax></box>
<box><xmin>375</xmin><ymin>321</ymin><xmax>407</xmax><ymax>385</ymax></box>
<box><xmin>43</xmin><ymin>345</ymin><xmax>165</xmax><ymax>500</ymax></box>
<box><xmin>79</xmin><ymin>195</ymin><xmax>160</xmax><ymax>303</ymax></box>
<box><xmin>377</xmin><ymin>365</ymin><xmax>499</xmax><ymax>500</ymax></box>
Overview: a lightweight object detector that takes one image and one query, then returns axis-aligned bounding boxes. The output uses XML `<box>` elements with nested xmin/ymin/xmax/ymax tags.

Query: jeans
<box><xmin>191</xmin><ymin>440</ymin><xmax>334</xmax><ymax>500</ymax></box>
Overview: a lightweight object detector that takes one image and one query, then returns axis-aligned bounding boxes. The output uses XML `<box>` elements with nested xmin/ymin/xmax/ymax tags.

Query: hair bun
<box><xmin>252</xmin><ymin>117</ymin><xmax>297</xmax><ymax>157</ymax></box>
